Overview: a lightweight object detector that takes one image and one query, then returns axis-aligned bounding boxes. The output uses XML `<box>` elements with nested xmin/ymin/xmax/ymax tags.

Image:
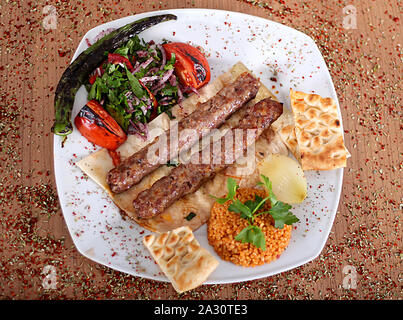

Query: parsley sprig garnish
<box><xmin>211</xmin><ymin>178</ymin><xmax>239</xmax><ymax>204</ymax></box>
<box><xmin>211</xmin><ymin>174</ymin><xmax>300</xmax><ymax>251</ymax></box>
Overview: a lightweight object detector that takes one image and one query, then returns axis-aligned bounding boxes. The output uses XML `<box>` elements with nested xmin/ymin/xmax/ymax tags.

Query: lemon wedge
<box><xmin>258</xmin><ymin>154</ymin><xmax>307</xmax><ymax>204</ymax></box>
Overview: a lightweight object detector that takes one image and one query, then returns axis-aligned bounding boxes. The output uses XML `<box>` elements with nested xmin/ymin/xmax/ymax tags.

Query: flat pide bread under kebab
<box><xmin>76</xmin><ymin>62</ymin><xmax>288</xmax><ymax>233</ymax></box>
<box><xmin>272</xmin><ymin>110</ymin><xmax>300</xmax><ymax>161</ymax></box>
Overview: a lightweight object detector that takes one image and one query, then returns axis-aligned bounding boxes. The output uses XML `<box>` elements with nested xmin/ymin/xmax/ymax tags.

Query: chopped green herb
<box><xmin>126</xmin><ymin>68</ymin><xmax>145</xmax><ymax>98</ymax></box>
<box><xmin>113</xmin><ymin>46</ymin><xmax>129</xmax><ymax>58</ymax></box>
<box><xmin>166</xmin><ymin>159</ymin><xmax>180</xmax><ymax>167</ymax></box>
<box><xmin>210</xmin><ymin>178</ymin><xmax>239</xmax><ymax>204</ymax></box>
<box><xmin>235</xmin><ymin>225</ymin><xmax>267</xmax><ymax>251</ymax></box>
<box><xmin>269</xmin><ymin>201</ymin><xmax>299</xmax><ymax>229</ymax></box>
<box><xmin>86</xmin><ymin>35</ymin><xmax>179</xmax><ymax>135</ymax></box>
<box><xmin>185</xmin><ymin>212</ymin><xmax>196</xmax><ymax>221</ymax></box>
<box><xmin>211</xmin><ymin>174</ymin><xmax>300</xmax><ymax>250</ymax></box>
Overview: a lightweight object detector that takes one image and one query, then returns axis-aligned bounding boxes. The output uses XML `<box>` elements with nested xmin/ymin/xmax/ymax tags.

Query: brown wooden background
<box><xmin>0</xmin><ymin>0</ymin><xmax>401</xmax><ymax>300</ymax></box>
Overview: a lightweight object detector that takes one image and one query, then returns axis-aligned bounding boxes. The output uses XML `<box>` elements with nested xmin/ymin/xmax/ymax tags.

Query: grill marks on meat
<box><xmin>133</xmin><ymin>98</ymin><xmax>283</xmax><ymax>219</ymax></box>
<box><xmin>107</xmin><ymin>72</ymin><xmax>259</xmax><ymax>193</ymax></box>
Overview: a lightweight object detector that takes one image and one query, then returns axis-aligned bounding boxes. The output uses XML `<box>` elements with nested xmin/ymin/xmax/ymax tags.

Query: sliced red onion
<box><xmin>168</xmin><ymin>74</ymin><xmax>177</xmax><ymax>86</ymax></box>
<box><xmin>140</xmin><ymin>75</ymin><xmax>159</xmax><ymax>83</ymax></box>
<box><xmin>188</xmin><ymin>86</ymin><xmax>200</xmax><ymax>96</ymax></box>
<box><xmin>125</xmin><ymin>91</ymin><xmax>140</xmax><ymax>109</ymax></box>
<box><xmin>126</xmin><ymin>104</ymin><xmax>135</xmax><ymax>114</ymax></box>
<box><xmin>179</xmin><ymin>83</ymin><xmax>200</xmax><ymax>97</ymax></box>
<box><xmin>136</xmin><ymin>50</ymin><xmax>149</xmax><ymax>58</ymax></box>
<box><xmin>157</xmin><ymin>44</ymin><xmax>166</xmax><ymax>70</ymax></box>
<box><xmin>167</xmin><ymin>74</ymin><xmax>183</xmax><ymax>103</ymax></box>
<box><xmin>140</xmin><ymin>95</ymin><xmax>152</xmax><ymax>106</ymax></box>
<box><xmin>148</xmin><ymin>44</ymin><xmax>159</xmax><ymax>59</ymax></box>
<box><xmin>151</xmin><ymin>82</ymin><xmax>165</xmax><ymax>95</ymax></box>
<box><xmin>160</xmin><ymin>68</ymin><xmax>174</xmax><ymax>84</ymax></box>
<box><xmin>140</xmin><ymin>105</ymin><xmax>148</xmax><ymax>115</ymax></box>
<box><xmin>158</xmin><ymin>96</ymin><xmax>173</xmax><ymax>106</ymax></box>
<box><xmin>128</xmin><ymin>119</ymin><xmax>148</xmax><ymax>140</ymax></box>
<box><xmin>151</xmin><ymin>69</ymin><xmax>174</xmax><ymax>94</ymax></box>
<box><xmin>159</xmin><ymin>96</ymin><xmax>171</xmax><ymax>102</ymax></box>
<box><xmin>142</xmin><ymin>57</ymin><xmax>154</xmax><ymax>68</ymax></box>
<box><xmin>132</xmin><ymin>57</ymin><xmax>154</xmax><ymax>73</ymax></box>
<box><xmin>132</xmin><ymin>61</ymin><xmax>140</xmax><ymax>70</ymax></box>
<box><xmin>145</xmin><ymin>67</ymin><xmax>159</xmax><ymax>76</ymax></box>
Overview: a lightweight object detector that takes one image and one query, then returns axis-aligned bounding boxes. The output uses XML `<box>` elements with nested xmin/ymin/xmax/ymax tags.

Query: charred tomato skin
<box><xmin>74</xmin><ymin>100</ymin><xmax>127</xmax><ymax>150</ymax></box>
<box><xmin>162</xmin><ymin>42</ymin><xmax>210</xmax><ymax>89</ymax></box>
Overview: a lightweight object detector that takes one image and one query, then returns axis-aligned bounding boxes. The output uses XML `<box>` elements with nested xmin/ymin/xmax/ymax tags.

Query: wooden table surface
<box><xmin>0</xmin><ymin>0</ymin><xmax>401</xmax><ymax>300</ymax></box>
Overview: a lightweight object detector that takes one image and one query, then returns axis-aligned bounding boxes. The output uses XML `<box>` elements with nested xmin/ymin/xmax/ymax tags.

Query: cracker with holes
<box><xmin>143</xmin><ymin>226</ymin><xmax>219</xmax><ymax>293</ymax></box>
<box><xmin>289</xmin><ymin>89</ymin><xmax>348</xmax><ymax>170</ymax></box>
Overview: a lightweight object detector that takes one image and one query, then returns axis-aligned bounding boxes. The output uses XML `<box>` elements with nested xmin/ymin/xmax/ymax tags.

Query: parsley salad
<box><xmin>86</xmin><ymin>36</ymin><xmax>181</xmax><ymax>138</ymax></box>
<box><xmin>73</xmin><ymin>28</ymin><xmax>210</xmax><ymax>152</ymax></box>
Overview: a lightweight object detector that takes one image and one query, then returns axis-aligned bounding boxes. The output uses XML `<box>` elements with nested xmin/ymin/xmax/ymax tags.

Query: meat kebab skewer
<box><xmin>107</xmin><ymin>72</ymin><xmax>259</xmax><ymax>193</ymax></box>
<box><xmin>132</xmin><ymin>98</ymin><xmax>284</xmax><ymax>219</ymax></box>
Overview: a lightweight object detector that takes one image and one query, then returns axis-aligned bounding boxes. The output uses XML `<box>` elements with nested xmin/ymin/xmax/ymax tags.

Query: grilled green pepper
<box><xmin>52</xmin><ymin>14</ymin><xmax>177</xmax><ymax>137</ymax></box>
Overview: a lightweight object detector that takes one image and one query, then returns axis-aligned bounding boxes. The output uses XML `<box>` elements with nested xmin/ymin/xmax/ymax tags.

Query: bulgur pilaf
<box><xmin>207</xmin><ymin>187</ymin><xmax>292</xmax><ymax>267</ymax></box>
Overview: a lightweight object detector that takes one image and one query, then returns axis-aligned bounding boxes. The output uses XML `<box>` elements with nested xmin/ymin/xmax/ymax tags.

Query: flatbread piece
<box><xmin>289</xmin><ymin>89</ymin><xmax>348</xmax><ymax>170</ymax></box>
<box><xmin>143</xmin><ymin>226</ymin><xmax>219</xmax><ymax>293</ymax></box>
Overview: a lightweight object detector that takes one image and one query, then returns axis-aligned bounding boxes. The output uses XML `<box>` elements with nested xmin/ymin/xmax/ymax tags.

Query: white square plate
<box><xmin>54</xmin><ymin>9</ymin><xmax>343</xmax><ymax>284</ymax></box>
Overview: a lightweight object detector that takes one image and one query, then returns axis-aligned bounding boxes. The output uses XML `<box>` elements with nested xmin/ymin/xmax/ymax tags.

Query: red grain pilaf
<box><xmin>207</xmin><ymin>188</ymin><xmax>292</xmax><ymax>267</ymax></box>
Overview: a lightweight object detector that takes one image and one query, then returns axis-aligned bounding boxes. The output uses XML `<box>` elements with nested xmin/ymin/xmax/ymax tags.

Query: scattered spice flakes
<box><xmin>0</xmin><ymin>0</ymin><xmax>401</xmax><ymax>299</ymax></box>
<box><xmin>229</xmin><ymin>0</ymin><xmax>401</xmax><ymax>300</ymax></box>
